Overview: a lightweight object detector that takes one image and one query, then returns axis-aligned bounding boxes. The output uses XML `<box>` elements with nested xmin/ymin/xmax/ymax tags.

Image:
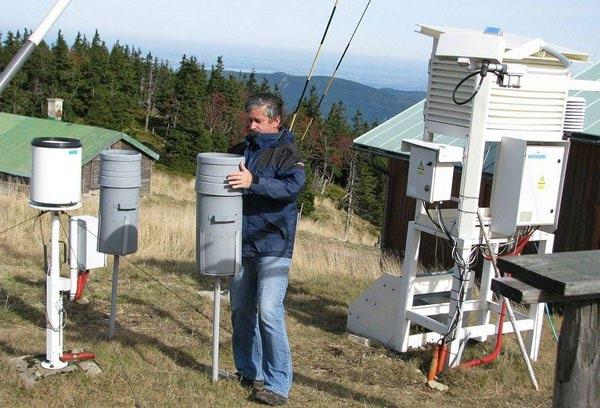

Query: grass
<box><xmin>0</xmin><ymin>170</ymin><xmax>559</xmax><ymax>407</ymax></box>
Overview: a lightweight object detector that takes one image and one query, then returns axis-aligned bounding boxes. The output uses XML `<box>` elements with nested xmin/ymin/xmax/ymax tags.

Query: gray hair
<box><xmin>245</xmin><ymin>92</ymin><xmax>283</xmax><ymax>123</ymax></box>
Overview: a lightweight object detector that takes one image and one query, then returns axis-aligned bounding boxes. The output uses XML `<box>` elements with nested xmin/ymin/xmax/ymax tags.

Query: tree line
<box><xmin>0</xmin><ymin>29</ymin><xmax>387</xmax><ymax>228</ymax></box>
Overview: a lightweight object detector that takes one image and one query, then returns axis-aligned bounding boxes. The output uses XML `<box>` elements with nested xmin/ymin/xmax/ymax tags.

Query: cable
<box><xmin>108</xmin><ymin>341</ymin><xmax>144</xmax><ymax>408</ymax></box>
<box><xmin>119</xmin><ymin>254</ymin><xmax>233</xmax><ymax>335</ymax></box>
<box><xmin>63</xmin><ymin>217</ymin><xmax>232</xmax><ymax>335</ymax></box>
<box><xmin>301</xmin><ymin>0</ymin><xmax>373</xmax><ymax>141</ymax></box>
<box><xmin>545</xmin><ymin>303</ymin><xmax>559</xmax><ymax>342</ymax></box>
<box><xmin>452</xmin><ymin>70</ymin><xmax>485</xmax><ymax>105</ymax></box>
<box><xmin>289</xmin><ymin>0</ymin><xmax>341</xmax><ymax>131</ymax></box>
<box><xmin>0</xmin><ymin>212</ymin><xmax>44</xmax><ymax>235</ymax></box>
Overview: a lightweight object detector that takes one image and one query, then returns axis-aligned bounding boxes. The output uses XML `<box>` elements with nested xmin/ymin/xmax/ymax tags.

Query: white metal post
<box><xmin>475</xmin><ymin>245</ymin><xmax>498</xmax><ymax>342</ymax></box>
<box><xmin>445</xmin><ymin>75</ymin><xmax>492</xmax><ymax>366</ymax></box>
<box><xmin>393</xmin><ymin>222</ymin><xmax>421</xmax><ymax>352</ymax></box>
<box><xmin>212</xmin><ymin>277</ymin><xmax>221</xmax><ymax>382</ymax></box>
<box><xmin>41</xmin><ymin>211</ymin><xmax>68</xmax><ymax>370</ymax></box>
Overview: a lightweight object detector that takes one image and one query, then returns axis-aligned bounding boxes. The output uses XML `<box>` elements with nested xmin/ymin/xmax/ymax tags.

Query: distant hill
<box><xmin>226</xmin><ymin>71</ymin><xmax>425</xmax><ymax>124</ymax></box>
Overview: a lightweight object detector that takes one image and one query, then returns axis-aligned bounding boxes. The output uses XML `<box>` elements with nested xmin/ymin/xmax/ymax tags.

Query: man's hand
<box><xmin>227</xmin><ymin>161</ymin><xmax>253</xmax><ymax>189</ymax></box>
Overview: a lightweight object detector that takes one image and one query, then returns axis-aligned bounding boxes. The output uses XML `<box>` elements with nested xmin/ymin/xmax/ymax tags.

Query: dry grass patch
<box><xmin>0</xmin><ymin>169</ymin><xmax>558</xmax><ymax>407</ymax></box>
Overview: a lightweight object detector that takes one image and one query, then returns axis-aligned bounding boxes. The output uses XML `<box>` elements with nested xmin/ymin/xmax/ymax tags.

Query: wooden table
<box><xmin>492</xmin><ymin>250</ymin><xmax>600</xmax><ymax>408</ymax></box>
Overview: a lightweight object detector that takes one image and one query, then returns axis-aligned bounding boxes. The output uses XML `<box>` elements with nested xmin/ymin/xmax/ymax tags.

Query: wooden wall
<box><xmin>554</xmin><ymin>137</ymin><xmax>600</xmax><ymax>252</ymax></box>
<box><xmin>80</xmin><ymin>140</ymin><xmax>153</xmax><ymax>196</ymax></box>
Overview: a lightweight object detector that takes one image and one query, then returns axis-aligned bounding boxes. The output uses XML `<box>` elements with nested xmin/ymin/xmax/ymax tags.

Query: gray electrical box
<box><xmin>490</xmin><ymin>137</ymin><xmax>569</xmax><ymax>236</ymax></box>
<box><xmin>196</xmin><ymin>153</ymin><xmax>243</xmax><ymax>276</ymax></box>
<box><xmin>98</xmin><ymin>150</ymin><xmax>142</xmax><ymax>255</ymax></box>
<box><xmin>401</xmin><ymin>140</ymin><xmax>463</xmax><ymax>203</ymax></box>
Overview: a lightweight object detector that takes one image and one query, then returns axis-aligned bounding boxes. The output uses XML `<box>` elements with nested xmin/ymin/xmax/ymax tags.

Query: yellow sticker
<box><xmin>537</xmin><ymin>175</ymin><xmax>545</xmax><ymax>190</ymax></box>
<box><xmin>417</xmin><ymin>160</ymin><xmax>425</xmax><ymax>175</ymax></box>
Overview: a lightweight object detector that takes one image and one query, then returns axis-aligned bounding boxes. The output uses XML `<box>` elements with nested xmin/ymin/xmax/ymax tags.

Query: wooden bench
<box><xmin>492</xmin><ymin>250</ymin><xmax>600</xmax><ymax>408</ymax></box>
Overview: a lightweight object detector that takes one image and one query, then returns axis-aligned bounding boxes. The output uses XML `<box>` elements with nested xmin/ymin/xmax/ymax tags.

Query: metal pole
<box><xmin>41</xmin><ymin>211</ymin><xmax>68</xmax><ymax>369</ymax></box>
<box><xmin>109</xmin><ymin>255</ymin><xmax>120</xmax><ymax>339</ymax></box>
<box><xmin>212</xmin><ymin>277</ymin><xmax>221</xmax><ymax>382</ymax></box>
<box><xmin>477</xmin><ymin>210</ymin><xmax>539</xmax><ymax>391</ymax></box>
<box><xmin>0</xmin><ymin>0</ymin><xmax>72</xmax><ymax>95</ymax></box>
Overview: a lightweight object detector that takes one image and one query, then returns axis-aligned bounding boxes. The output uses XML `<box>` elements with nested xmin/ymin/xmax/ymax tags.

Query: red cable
<box><xmin>459</xmin><ymin>233</ymin><xmax>532</xmax><ymax>369</ymax></box>
<box><xmin>61</xmin><ymin>352</ymin><xmax>96</xmax><ymax>362</ymax></box>
<box><xmin>74</xmin><ymin>270</ymin><xmax>89</xmax><ymax>301</ymax></box>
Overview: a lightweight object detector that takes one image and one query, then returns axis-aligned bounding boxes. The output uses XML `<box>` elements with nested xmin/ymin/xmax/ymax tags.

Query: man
<box><xmin>227</xmin><ymin>93</ymin><xmax>305</xmax><ymax>405</ymax></box>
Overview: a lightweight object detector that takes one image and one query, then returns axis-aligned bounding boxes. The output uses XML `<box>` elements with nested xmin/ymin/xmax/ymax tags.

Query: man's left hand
<box><xmin>228</xmin><ymin>161</ymin><xmax>253</xmax><ymax>189</ymax></box>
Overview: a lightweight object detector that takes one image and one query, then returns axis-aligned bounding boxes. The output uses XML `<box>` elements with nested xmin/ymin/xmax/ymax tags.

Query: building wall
<box><xmin>0</xmin><ymin>173</ymin><xmax>28</xmax><ymax>194</ymax></box>
<box><xmin>382</xmin><ymin>138</ymin><xmax>598</xmax><ymax>268</ymax></box>
<box><xmin>554</xmin><ymin>137</ymin><xmax>600</xmax><ymax>251</ymax></box>
<box><xmin>80</xmin><ymin>140</ymin><xmax>153</xmax><ymax>196</ymax></box>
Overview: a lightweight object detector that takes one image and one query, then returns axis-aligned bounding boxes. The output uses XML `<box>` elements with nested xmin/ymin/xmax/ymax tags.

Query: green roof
<box><xmin>0</xmin><ymin>113</ymin><xmax>159</xmax><ymax>177</ymax></box>
<box><xmin>354</xmin><ymin>60</ymin><xmax>600</xmax><ymax>160</ymax></box>
<box><xmin>570</xmin><ymin>61</ymin><xmax>600</xmax><ymax>136</ymax></box>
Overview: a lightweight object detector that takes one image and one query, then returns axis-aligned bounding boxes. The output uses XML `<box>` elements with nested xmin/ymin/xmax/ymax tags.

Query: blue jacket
<box><xmin>230</xmin><ymin>129</ymin><xmax>306</xmax><ymax>258</ymax></box>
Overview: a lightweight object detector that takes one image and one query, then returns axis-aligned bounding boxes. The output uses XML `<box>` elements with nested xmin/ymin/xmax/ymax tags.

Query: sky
<box><xmin>1</xmin><ymin>0</ymin><xmax>599</xmax><ymax>90</ymax></box>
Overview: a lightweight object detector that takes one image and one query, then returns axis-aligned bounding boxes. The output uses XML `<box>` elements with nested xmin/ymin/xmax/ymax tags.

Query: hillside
<box><xmin>227</xmin><ymin>71</ymin><xmax>425</xmax><ymax>123</ymax></box>
<box><xmin>0</xmin><ymin>170</ymin><xmax>559</xmax><ymax>407</ymax></box>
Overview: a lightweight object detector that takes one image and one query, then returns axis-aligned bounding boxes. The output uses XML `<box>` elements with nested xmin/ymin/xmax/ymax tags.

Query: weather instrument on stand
<box><xmin>348</xmin><ymin>24</ymin><xmax>600</xmax><ymax>387</ymax></box>
<box><xmin>195</xmin><ymin>153</ymin><xmax>243</xmax><ymax>382</ymax></box>
<box><xmin>96</xmin><ymin>150</ymin><xmax>142</xmax><ymax>339</ymax></box>
<box><xmin>29</xmin><ymin>137</ymin><xmax>104</xmax><ymax>369</ymax></box>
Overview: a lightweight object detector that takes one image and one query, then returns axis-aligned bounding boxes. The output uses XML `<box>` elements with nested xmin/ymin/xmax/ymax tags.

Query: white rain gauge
<box><xmin>29</xmin><ymin>137</ymin><xmax>105</xmax><ymax>369</ymax></box>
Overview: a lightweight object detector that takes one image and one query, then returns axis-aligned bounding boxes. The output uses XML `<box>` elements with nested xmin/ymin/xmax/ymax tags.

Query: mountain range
<box><xmin>226</xmin><ymin>71</ymin><xmax>425</xmax><ymax>124</ymax></box>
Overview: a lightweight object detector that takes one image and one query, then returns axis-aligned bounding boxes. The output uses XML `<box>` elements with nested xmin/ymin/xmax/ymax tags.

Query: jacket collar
<box><xmin>246</xmin><ymin>129</ymin><xmax>294</xmax><ymax>149</ymax></box>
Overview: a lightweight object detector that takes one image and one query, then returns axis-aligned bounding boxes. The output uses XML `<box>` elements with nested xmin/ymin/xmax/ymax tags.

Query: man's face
<box><xmin>246</xmin><ymin>106</ymin><xmax>280</xmax><ymax>135</ymax></box>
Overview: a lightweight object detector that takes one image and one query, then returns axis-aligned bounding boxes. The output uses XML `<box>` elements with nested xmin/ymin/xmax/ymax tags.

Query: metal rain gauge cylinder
<box><xmin>97</xmin><ymin>149</ymin><xmax>142</xmax><ymax>339</ymax></box>
<box><xmin>29</xmin><ymin>137</ymin><xmax>82</xmax><ymax>370</ymax></box>
<box><xmin>195</xmin><ymin>153</ymin><xmax>243</xmax><ymax>382</ymax></box>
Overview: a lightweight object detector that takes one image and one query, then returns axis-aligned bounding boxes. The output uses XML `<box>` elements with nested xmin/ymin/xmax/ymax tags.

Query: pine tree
<box><xmin>163</xmin><ymin>55</ymin><xmax>210</xmax><ymax>173</ymax></box>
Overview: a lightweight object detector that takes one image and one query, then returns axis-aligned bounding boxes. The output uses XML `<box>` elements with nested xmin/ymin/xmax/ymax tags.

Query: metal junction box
<box><xmin>491</xmin><ymin>137</ymin><xmax>569</xmax><ymax>236</ymax></box>
<box><xmin>71</xmin><ymin>216</ymin><xmax>106</xmax><ymax>270</ymax></box>
<box><xmin>402</xmin><ymin>140</ymin><xmax>463</xmax><ymax>203</ymax></box>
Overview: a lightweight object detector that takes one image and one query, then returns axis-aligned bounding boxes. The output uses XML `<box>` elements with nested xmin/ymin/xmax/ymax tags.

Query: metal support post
<box><xmin>109</xmin><ymin>255</ymin><xmax>120</xmax><ymax>339</ymax></box>
<box><xmin>212</xmin><ymin>277</ymin><xmax>221</xmax><ymax>382</ymax></box>
<box><xmin>41</xmin><ymin>211</ymin><xmax>68</xmax><ymax>369</ymax></box>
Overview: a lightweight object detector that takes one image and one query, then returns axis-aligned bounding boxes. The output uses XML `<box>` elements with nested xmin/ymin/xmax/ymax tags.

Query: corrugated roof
<box><xmin>570</xmin><ymin>62</ymin><xmax>600</xmax><ymax>136</ymax></box>
<box><xmin>354</xmin><ymin>60</ymin><xmax>600</xmax><ymax>165</ymax></box>
<box><xmin>0</xmin><ymin>113</ymin><xmax>159</xmax><ymax>177</ymax></box>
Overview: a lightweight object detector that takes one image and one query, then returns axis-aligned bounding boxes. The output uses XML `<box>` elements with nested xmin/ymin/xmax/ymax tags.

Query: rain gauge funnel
<box><xmin>195</xmin><ymin>152</ymin><xmax>243</xmax><ymax>382</ymax></box>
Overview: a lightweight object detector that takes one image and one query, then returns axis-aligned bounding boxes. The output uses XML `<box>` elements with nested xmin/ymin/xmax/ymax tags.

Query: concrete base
<box><xmin>8</xmin><ymin>353</ymin><xmax>102</xmax><ymax>388</ymax></box>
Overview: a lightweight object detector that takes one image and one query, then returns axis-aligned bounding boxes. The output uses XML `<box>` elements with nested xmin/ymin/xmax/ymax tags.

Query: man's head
<box><xmin>244</xmin><ymin>92</ymin><xmax>283</xmax><ymax>135</ymax></box>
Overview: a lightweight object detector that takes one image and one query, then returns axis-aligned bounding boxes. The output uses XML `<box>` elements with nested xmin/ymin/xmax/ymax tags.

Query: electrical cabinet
<box><xmin>401</xmin><ymin>140</ymin><xmax>463</xmax><ymax>203</ymax></box>
<box><xmin>71</xmin><ymin>216</ymin><xmax>106</xmax><ymax>270</ymax></box>
<box><xmin>491</xmin><ymin>137</ymin><xmax>569</xmax><ymax>236</ymax></box>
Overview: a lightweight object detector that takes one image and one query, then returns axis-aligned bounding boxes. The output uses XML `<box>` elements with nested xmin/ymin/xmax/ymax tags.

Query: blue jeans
<box><xmin>229</xmin><ymin>256</ymin><xmax>293</xmax><ymax>397</ymax></box>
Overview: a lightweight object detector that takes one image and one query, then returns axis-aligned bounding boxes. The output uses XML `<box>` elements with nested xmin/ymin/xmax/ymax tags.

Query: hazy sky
<box><xmin>1</xmin><ymin>0</ymin><xmax>599</xmax><ymax>88</ymax></box>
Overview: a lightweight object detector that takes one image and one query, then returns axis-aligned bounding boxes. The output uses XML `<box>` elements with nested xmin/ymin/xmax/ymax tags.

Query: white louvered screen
<box><xmin>424</xmin><ymin>57</ymin><xmax>569</xmax><ymax>142</ymax></box>
<box><xmin>424</xmin><ymin>57</ymin><xmax>474</xmax><ymax>133</ymax></box>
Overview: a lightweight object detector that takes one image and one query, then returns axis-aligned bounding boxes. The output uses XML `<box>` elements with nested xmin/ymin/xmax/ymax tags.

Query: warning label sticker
<box><xmin>537</xmin><ymin>176</ymin><xmax>546</xmax><ymax>190</ymax></box>
<box><xmin>417</xmin><ymin>161</ymin><xmax>425</xmax><ymax>175</ymax></box>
